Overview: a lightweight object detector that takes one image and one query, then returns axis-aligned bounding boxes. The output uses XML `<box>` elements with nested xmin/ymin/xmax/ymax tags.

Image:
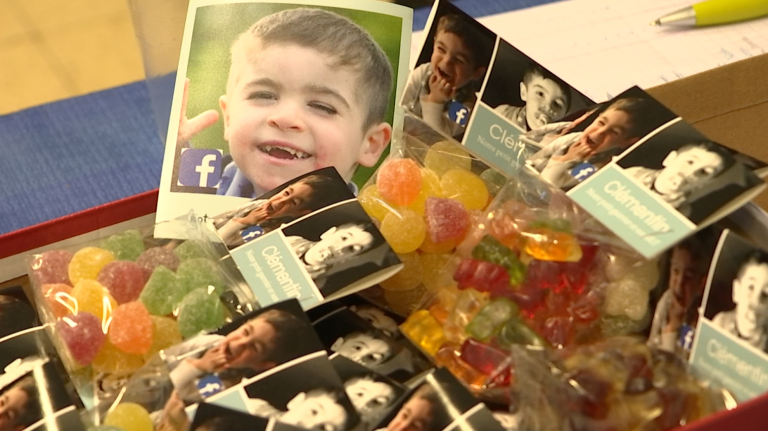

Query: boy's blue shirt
<box><xmin>217</xmin><ymin>161</ymin><xmax>359</xmax><ymax>198</ymax></box>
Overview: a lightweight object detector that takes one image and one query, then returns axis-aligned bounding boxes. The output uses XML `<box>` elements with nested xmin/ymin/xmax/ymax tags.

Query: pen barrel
<box><xmin>694</xmin><ymin>0</ymin><xmax>768</xmax><ymax>26</ymax></box>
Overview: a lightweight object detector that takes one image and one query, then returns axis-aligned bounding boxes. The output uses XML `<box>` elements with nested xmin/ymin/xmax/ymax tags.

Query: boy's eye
<box><xmin>248</xmin><ymin>91</ymin><xmax>276</xmax><ymax>101</ymax></box>
<box><xmin>309</xmin><ymin>102</ymin><xmax>338</xmax><ymax>115</ymax></box>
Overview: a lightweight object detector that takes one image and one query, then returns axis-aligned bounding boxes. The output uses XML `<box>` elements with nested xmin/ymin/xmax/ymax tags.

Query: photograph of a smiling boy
<box><xmin>174</xmin><ymin>3</ymin><xmax>404</xmax><ymax>197</ymax></box>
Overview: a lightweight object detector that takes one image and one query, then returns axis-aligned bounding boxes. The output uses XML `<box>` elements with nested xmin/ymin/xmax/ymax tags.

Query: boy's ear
<box><xmin>357</xmin><ymin>122</ymin><xmax>392</xmax><ymax>167</ymax></box>
<box><xmin>219</xmin><ymin>95</ymin><xmax>230</xmax><ymax>141</ymax></box>
<box><xmin>519</xmin><ymin>81</ymin><xmax>528</xmax><ymax>102</ymax></box>
<box><xmin>330</xmin><ymin>337</ymin><xmax>344</xmax><ymax>352</ymax></box>
<box><xmin>287</xmin><ymin>392</ymin><xmax>307</xmax><ymax>410</ymax></box>
<box><xmin>662</xmin><ymin>150</ymin><xmax>679</xmax><ymax>167</ymax></box>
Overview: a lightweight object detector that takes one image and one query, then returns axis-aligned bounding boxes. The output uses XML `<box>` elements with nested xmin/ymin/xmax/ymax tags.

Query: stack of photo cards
<box><xmin>155</xmin><ymin>0</ymin><xmax>413</xmax><ymax>226</ymax></box>
<box><xmin>213</xmin><ymin>168</ymin><xmax>403</xmax><ymax>310</ymax></box>
<box><xmin>403</xmin><ymin>0</ymin><xmax>594</xmax><ymax>176</ymax></box>
<box><xmin>372</xmin><ymin>368</ymin><xmax>506</xmax><ymax>431</ymax></box>
<box><xmin>190</xmin><ymin>402</ymin><xmax>306</xmax><ymax>431</ymax></box>
<box><xmin>689</xmin><ymin>229</ymin><xmax>768</xmax><ymax>402</ymax></box>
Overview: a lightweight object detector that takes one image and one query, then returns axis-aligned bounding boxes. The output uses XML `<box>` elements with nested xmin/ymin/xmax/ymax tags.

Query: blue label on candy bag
<box><xmin>448</xmin><ymin>101</ymin><xmax>470</xmax><ymax>126</ymax></box>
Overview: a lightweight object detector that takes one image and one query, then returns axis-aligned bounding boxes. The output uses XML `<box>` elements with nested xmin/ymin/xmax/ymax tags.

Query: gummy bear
<box><xmin>97</xmin><ymin>261</ymin><xmax>146</xmax><ymax>304</ymax></box>
<box><xmin>30</xmin><ymin>250</ymin><xmax>72</xmax><ymax>286</ymax></box>
<box><xmin>177</xmin><ymin>258</ymin><xmax>224</xmax><ymax>296</ymax></box>
<box><xmin>466</xmin><ymin>298</ymin><xmax>519</xmax><ymax>341</ymax></box>
<box><xmin>68</xmin><ymin>247</ymin><xmax>115</xmax><ymax>285</ymax></box>
<box><xmin>381</xmin><ymin>252</ymin><xmax>423</xmax><ymax>291</ymax></box>
<box><xmin>400</xmin><ymin>309</ymin><xmax>446</xmax><ymax>356</ymax></box>
<box><xmin>140</xmin><ymin>265</ymin><xmax>182</xmax><ymax>316</ymax></box>
<box><xmin>359</xmin><ymin>185</ymin><xmax>394</xmax><ymax>222</ymax></box>
<box><xmin>523</xmin><ymin>228</ymin><xmax>582</xmax><ymax>262</ymax></box>
<box><xmin>377</xmin><ymin>158</ymin><xmax>423</xmax><ymax>206</ymax></box>
<box><xmin>136</xmin><ymin>246</ymin><xmax>179</xmax><ymax>279</ymax></box>
<box><xmin>144</xmin><ymin>316</ymin><xmax>182</xmax><ymax>360</ymax></box>
<box><xmin>453</xmin><ymin>258</ymin><xmax>510</xmax><ymax>294</ymax></box>
<box><xmin>101</xmin><ymin>230</ymin><xmax>145</xmax><ymax>261</ymax></box>
<box><xmin>384</xmin><ymin>285</ymin><xmax>426</xmax><ymax>317</ymax></box>
<box><xmin>424</xmin><ymin>141</ymin><xmax>472</xmax><ymax>177</ymax></box>
<box><xmin>104</xmin><ymin>403</ymin><xmax>154</xmax><ymax>431</ymax></box>
<box><xmin>57</xmin><ymin>312</ymin><xmax>106</xmax><ymax>365</ymax></box>
<box><xmin>109</xmin><ymin>302</ymin><xmax>153</xmax><ymax>355</ymax></box>
<box><xmin>460</xmin><ymin>339</ymin><xmax>512</xmax><ymax>381</ymax></box>
<box><xmin>435</xmin><ymin>343</ymin><xmax>487</xmax><ymax>390</ymax></box>
<box><xmin>174</xmin><ymin>240</ymin><xmax>208</xmax><ymax>261</ymax></box>
<box><xmin>440</xmin><ymin>169</ymin><xmax>489</xmax><ymax>211</ymax></box>
<box><xmin>497</xmin><ymin>318</ymin><xmax>548</xmax><ymax>349</ymax></box>
<box><xmin>443</xmin><ymin>289</ymin><xmax>488</xmax><ymax>343</ymax></box>
<box><xmin>177</xmin><ymin>288</ymin><xmax>226</xmax><ymax>339</ymax></box>
<box><xmin>425</xmin><ymin>197</ymin><xmax>470</xmax><ymax>244</ymax></box>
<box><xmin>92</xmin><ymin>340</ymin><xmax>145</xmax><ymax>375</ymax></box>
<box><xmin>472</xmin><ymin>236</ymin><xmax>526</xmax><ymax>286</ymax></box>
<box><xmin>428</xmin><ymin>303</ymin><xmax>450</xmax><ymax>324</ymax></box>
<box><xmin>496</xmin><ymin>285</ymin><xmax>548</xmax><ymax>315</ymax></box>
<box><xmin>71</xmin><ymin>279</ymin><xmax>118</xmax><ymax>321</ymax></box>
<box><xmin>487</xmin><ymin>201</ymin><xmax>534</xmax><ymax>248</ymax></box>
<box><xmin>41</xmin><ymin>283</ymin><xmax>75</xmax><ymax>318</ymax></box>
<box><xmin>421</xmin><ymin>253</ymin><xmax>452</xmax><ymax>293</ymax></box>
<box><xmin>380</xmin><ymin>209</ymin><xmax>427</xmax><ymax>254</ymax></box>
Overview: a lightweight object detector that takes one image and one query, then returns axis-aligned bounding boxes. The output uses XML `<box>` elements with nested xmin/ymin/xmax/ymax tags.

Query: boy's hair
<box><xmin>229</xmin><ymin>8</ymin><xmax>393</xmax><ymax>130</ymax></box>
<box><xmin>736</xmin><ymin>251</ymin><xmax>768</xmax><ymax>282</ymax></box>
<box><xmin>676</xmin><ymin>141</ymin><xmax>736</xmax><ymax>175</ymax></box>
<box><xmin>293</xmin><ymin>174</ymin><xmax>353</xmax><ymax>213</ymax></box>
<box><xmin>435</xmin><ymin>14</ymin><xmax>492</xmax><ymax>69</ymax></box>
<box><xmin>522</xmin><ymin>64</ymin><xmax>572</xmax><ymax>110</ymax></box>
<box><xmin>302</xmin><ymin>388</ymin><xmax>351</xmax><ymax>429</ymax></box>
<box><xmin>10</xmin><ymin>376</ymin><xmax>42</xmax><ymax>428</ymax></box>
<box><xmin>257</xmin><ymin>309</ymin><xmax>311</xmax><ymax>364</ymax></box>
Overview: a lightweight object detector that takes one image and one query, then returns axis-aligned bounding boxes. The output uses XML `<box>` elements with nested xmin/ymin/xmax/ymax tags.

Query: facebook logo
<box><xmin>197</xmin><ymin>375</ymin><xmax>224</xmax><ymax>398</ymax></box>
<box><xmin>448</xmin><ymin>101</ymin><xmax>470</xmax><ymax>126</ymax></box>
<box><xmin>241</xmin><ymin>225</ymin><xmax>265</xmax><ymax>243</ymax></box>
<box><xmin>179</xmin><ymin>148</ymin><xmax>222</xmax><ymax>188</ymax></box>
<box><xmin>679</xmin><ymin>325</ymin><xmax>695</xmax><ymax>350</ymax></box>
<box><xmin>570</xmin><ymin>163</ymin><xmax>597</xmax><ymax>182</ymax></box>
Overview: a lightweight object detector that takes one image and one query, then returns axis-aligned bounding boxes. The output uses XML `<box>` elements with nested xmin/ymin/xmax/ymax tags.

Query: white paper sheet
<box><xmin>414</xmin><ymin>0</ymin><xmax>768</xmax><ymax>101</ymax></box>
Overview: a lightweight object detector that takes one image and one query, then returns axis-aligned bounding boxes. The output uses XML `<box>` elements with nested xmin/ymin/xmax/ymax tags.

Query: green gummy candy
<box><xmin>101</xmin><ymin>230</ymin><xmax>145</xmax><ymax>261</ymax></box>
<box><xmin>177</xmin><ymin>258</ymin><xmax>224</xmax><ymax>296</ymax></box>
<box><xmin>472</xmin><ymin>236</ymin><xmax>527</xmax><ymax>285</ymax></box>
<box><xmin>177</xmin><ymin>288</ymin><xmax>226</xmax><ymax>339</ymax></box>
<box><xmin>479</xmin><ymin>168</ymin><xmax>506</xmax><ymax>196</ymax></box>
<box><xmin>174</xmin><ymin>240</ymin><xmax>208</xmax><ymax>261</ymax></box>
<box><xmin>139</xmin><ymin>266</ymin><xmax>182</xmax><ymax>316</ymax></box>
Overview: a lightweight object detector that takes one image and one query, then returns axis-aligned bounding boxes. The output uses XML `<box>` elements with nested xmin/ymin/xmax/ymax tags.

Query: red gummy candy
<box><xmin>136</xmin><ymin>247</ymin><xmax>179</xmax><ymax>279</ymax></box>
<box><xmin>538</xmin><ymin>315</ymin><xmax>574</xmax><ymax>348</ymax></box>
<box><xmin>460</xmin><ymin>338</ymin><xmax>512</xmax><ymax>384</ymax></box>
<box><xmin>425</xmin><ymin>197</ymin><xmax>470</xmax><ymax>243</ymax></box>
<box><xmin>453</xmin><ymin>258</ymin><xmax>510</xmax><ymax>294</ymax></box>
<box><xmin>377</xmin><ymin>159</ymin><xmax>422</xmax><ymax>206</ymax></box>
<box><xmin>30</xmin><ymin>250</ymin><xmax>73</xmax><ymax>286</ymax></box>
<box><xmin>97</xmin><ymin>261</ymin><xmax>146</xmax><ymax>304</ymax></box>
<box><xmin>496</xmin><ymin>286</ymin><xmax>547</xmax><ymax>316</ymax></box>
<box><xmin>57</xmin><ymin>312</ymin><xmax>105</xmax><ymax>365</ymax></box>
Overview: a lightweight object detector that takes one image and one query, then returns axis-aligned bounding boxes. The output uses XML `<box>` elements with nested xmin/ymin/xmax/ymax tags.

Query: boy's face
<box><xmin>654</xmin><ymin>147</ymin><xmax>724</xmax><ymax>196</ymax></box>
<box><xmin>336</xmin><ymin>333</ymin><xmax>392</xmax><ymax>368</ymax></box>
<box><xmin>353</xmin><ymin>306</ymin><xmax>399</xmax><ymax>337</ymax></box>
<box><xmin>0</xmin><ymin>386</ymin><xmax>28</xmax><ymax>431</ymax></box>
<box><xmin>733</xmin><ymin>261</ymin><xmax>768</xmax><ymax>338</ymax></box>
<box><xmin>520</xmin><ymin>75</ymin><xmax>568</xmax><ymax>130</ymax></box>
<box><xmin>576</xmin><ymin>108</ymin><xmax>638</xmax><ymax>154</ymax></box>
<box><xmin>386</xmin><ymin>396</ymin><xmax>433</xmax><ymax>431</ymax></box>
<box><xmin>345</xmin><ymin>377</ymin><xmax>396</xmax><ymax>420</ymax></box>
<box><xmin>430</xmin><ymin>31</ymin><xmax>485</xmax><ymax>90</ymax></box>
<box><xmin>669</xmin><ymin>247</ymin><xmax>693</xmax><ymax>299</ymax></box>
<box><xmin>282</xmin><ymin>392</ymin><xmax>347</xmax><ymax>431</ymax></box>
<box><xmin>305</xmin><ymin>226</ymin><xmax>375</xmax><ymax>268</ymax></box>
<box><xmin>221</xmin><ymin>41</ymin><xmax>390</xmax><ymax>192</ymax></box>
<box><xmin>264</xmin><ymin>181</ymin><xmax>314</xmax><ymax>219</ymax></box>
<box><xmin>217</xmin><ymin>316</ymin><xmax>277</xmax><ymax>370</ymax></box>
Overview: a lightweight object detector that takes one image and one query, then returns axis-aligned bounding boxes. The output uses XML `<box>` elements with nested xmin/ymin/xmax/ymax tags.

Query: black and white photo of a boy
<box><xmin>494</xmin><ymin>63</ymin><xmax>571</xmax><ymax>132</ymax></box>
<box><xmin>349</xmin><ymin>303</ymin><xmax>400</xmax><ymax>338</ymax></box>
<box><xmin>247</xmin><ymin>387</ymin><xmax>350</xmax><ymax>431</ymax></box>
<box><xmin>375</xmin><ymin>382</ymin><xmax>451</xmax><ymax>431</ymax></box>
<box><xmin>331</xmin><ymin>330</ymin><xmax>395</xmax><ymax>369</ymax></box>
<box><xmin>712</xmin><ymin>251</ymin><xmax>768</xmax><ymax>351</ymax></box>
<box><xmin>344</xmin><ymin>373</ymin><xmax>399</xmax><ymax>425</ymax></box>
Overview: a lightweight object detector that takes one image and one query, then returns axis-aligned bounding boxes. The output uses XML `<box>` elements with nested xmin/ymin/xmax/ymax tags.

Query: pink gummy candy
<box><xmin>30</xmin><ymin>250</ymin><xmax>73</xmax><ymax>286</ymax></box>
<box><xmin>97</xmin><ymin>261</ymin><xmax>147</xmax><ymax>304</ymax></box>
<box><xmin>57</xmin><ymin>312</ymin><xmax>105</xmax><ymax>365</ymax></box>
<box><xmin>425</xmin><ymin>197</ymin><xmax>470</xmax><ymax>244</ymax></box>
<box><xmin>136</xmin><ymin>247</ymin><xmax>179</xmax><ymax>279</ymax></box>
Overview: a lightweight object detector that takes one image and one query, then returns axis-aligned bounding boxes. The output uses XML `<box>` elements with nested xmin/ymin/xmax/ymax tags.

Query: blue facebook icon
<box><xmin>179</xmin><ymin>148</ymin><xmax>223</xmax><ymax>188</ymax></box>
<box><xmin>447</xmin><ymin>101</ymin><xmax>470</xmax><ymax>126</ymax></box>
<box><xmin>240</xmin><ymin>225</ymin><xmax>265</xmax><ymax>243</ymax></box>
<box><xmin>570</xmin><ymin>162</ymin><xmax>597</xmax><ymax>182</ymax></box>
<box><xmin>197</xmin><ymin>375</ymin><xmax>225</xmax><ymax>398</ymax></box>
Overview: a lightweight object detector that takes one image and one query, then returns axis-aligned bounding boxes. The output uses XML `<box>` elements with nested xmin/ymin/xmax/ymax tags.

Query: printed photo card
<box><xmin>219</xmin><ymin>168</ymin><xmax>403</xmax><ymax>310</ymax></box>
<box><xmin>191</xmin><ymin>402</ymin><xmax>305</xmax><ymax>431</ymax></box>
<box><xmin>403</xmin><ymin>0</ymin><xmax>594</xmax><ymax>177</ymax></box>
<box><xmin>372</xmin><ymin>368</ymin><xmax>505</xmax><ymax>431</ymax></box>
<box><xmin>690</xmin><ymin>229</ymin><xmax>768</xmax><ymax>402</ymax></box>
<box><xmin>156</xmin><ymin>0</ymin><xmax>413</xmax><ymax>225</ymax></box>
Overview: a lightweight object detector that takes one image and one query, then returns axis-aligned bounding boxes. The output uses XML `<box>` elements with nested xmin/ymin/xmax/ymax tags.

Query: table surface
<box><xmin>0</xmin><ymin>0</ymin><xmax>561</xmax><ymax>236</ymax></box>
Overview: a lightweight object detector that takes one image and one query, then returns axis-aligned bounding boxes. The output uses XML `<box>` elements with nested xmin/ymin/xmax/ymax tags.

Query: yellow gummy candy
<box><xmin>421</xmin><ymin>253</ymin><xmax>452</xmax><ymax>292</ymax></box>
<box><xmin>425</xmin><ymin>141</ymin><xmax>472</xmax><ymax>177</ymax></box>
<box><xmin>92</xmin><ymin>341</ymin><xmax>145</xmax><ymax>375</ymax></box>
<box><xmin>384</xmin><ymin>285</ymin><xmax>427</xmax><ymax>317</ymax></box>
<box><xmin>407</xmin><ymin>168</ymin><xmax>444</xmax><ymax>216</ymax></box>
<box><xmin>68</xmin><ymin>247</ymin><xmax>115</xmax><ymax>285</ymax></box>
<box><xmin>441</xmin><ymin>169</ymin><xmax>490</xmax><ymax>211</ymax></box>
<box><xmin>381</xmin><ymin>252</ymin><xmax>423</xmax><ymax>291</ymax></box>
<box><xmin>71</xmin><ymin>279</ymin><xmax>118</xmax><ymax>321</ymax></box>
<box><xmin>359</xmin><ymin>184</ymin><xmax>394</xmax><ymax>222</ymax></box>
<box><xmin>380</xmin><ymin>209</ymin><xmax>426</xmax><ymax>254</ymax></box>
<box><xmin>104</xmin><ymin>403</ymin><xmax>154</xmax><ymax>431</ymax></box>
<box><xmin>144</xmin><ymin>316</ymin><xmax>183</xmax><ymax>360</ymax></box>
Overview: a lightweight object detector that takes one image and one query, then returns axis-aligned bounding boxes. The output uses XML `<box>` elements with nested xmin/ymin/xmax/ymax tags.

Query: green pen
<box><xmin>651</xmin><ymin>0</ymin><xmax>768</xmax><ymax>27</ymax></box>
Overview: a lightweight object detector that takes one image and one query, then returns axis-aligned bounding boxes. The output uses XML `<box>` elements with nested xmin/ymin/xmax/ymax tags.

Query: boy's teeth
<box><xmin>262</xmin><ymin>145</ymin><xmax>311</xmax><ymax>159</ymax></box>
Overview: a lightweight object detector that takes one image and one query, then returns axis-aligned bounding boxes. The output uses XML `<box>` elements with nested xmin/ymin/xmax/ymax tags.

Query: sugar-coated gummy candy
<box><xmin>440</xmin><ymin>169</ymin><xmax>489</xmax><ymax>211</ymax></box>
<box><xmin>57</xmin><ymin>312</ymin><xmax>105</xmax><ymax>365</ymax></box>
<box><xmin>177</xmin><ymin>258</ymin><xmax>225</xmax><ymax>297</ymax></box>
<box><xmin>425</xmin><ymin>197</ymin><xmax>470</xmax><ymax>244</ymax></box>
<box><xmin>174</xmin><ymin>240</ymin><xmax>208</xmax><ymax>261</ymax></box>
<box><xmin>424</xmin><ymin>141</ymin><xmax>472</xmax><ymax>177</ymax></box>
<box><xmin>407</xmin><ymin>168</ymin><xmax>444</xmax><ymax>216</ymax></box>
<box><xmin>421</xmin><ymin>253</ymin><xmax>452</xmax><ymax>293</ymax></box>
<box><xmin>380</xmin><ymin>209</ymin><xmax>427</xmax><ymax>254</ymax></box>
<box><xmin>139</xmin><ymin>265</ymin><xmax>182</xmax><ymax>316</ymax></box>
<box><xmin>30</xmin><ymin>250</ymin><xmax>72</xmax><ymax>286</ymax></box>
<box><xmin>376</xmin><ymin>159</ymin><xmax>422</xmax><ymax>206</ymax></box>
<box><xmin>479</xmin><ymin>168</ymin><xmax>507</xmax><ymax>196</ymax></box>
<box><xmin>603</xmin><ymin>252</ymin><xmax>643</xmax><ymax>282</ymax></box>
<box><xmin>136</xmin><ymin>246</ymin><xmax>179</xmax><ymax>279</ymax></box>
<box><xmin>92</xmin><ymin>341</ymin><xmax>145</xmax><ymax>375</ymax></box>
<box><xmin>41</xmin><ymin>283</ymin><xmax>75</xmax><ymax>318</ymax></box>
<box><xmin>97</xmin><ymin>261</ymin><xmax>146</xmax><ymax>304</ymax></box>
<box><xmin>104</xmin><ymin>403</ymin><xmax>154</xmax><ymax>431</ymax></box>
<box><xmin>109</xmin><ymin>302</ymin><xmax>153</xmax><ymax>355</ymax></box>
<box><xmin>71</xmin><ymin>279</ymin><xmax>118</xmax><ymax>321</ymax></box>
<box><xmin>384</xmin><ymin>285</ymin><xmax>426</xmax><ymax>316</ymax></box>
<box><xmin>177</xmin><ymin>288</ymin><xmax>226</xmax><ymax>339</ymax></box>
<box><xmin>69</xmin><ymin>247</ymin><xmax>115</xmax><ymax>285</ymax></box>
<box><xmin>625</xmin><ymin>260</ymin><xmax>661</xmax><ymax>291</ymax></box>
<box><xmin>101</xmin><ymin>230</ymin><xmax>145</xmax><ymax>261</ymax></box>
<box><xmin>419</xmin><ymin>235</ymin><xmax>456</xmax><ymax>254</ymax></box>
<box><xmin>144</xmin><ymin>316</ymin><xmax>182</xmax><ymax>360</ymax></box>
<box><xmin>603</xmin><ymin>279</ymin><xmax>649</xmax><ymax>321</ymax></box>
<box><xmin>359</xmin><ymin>185</ymin><xmax>393</xmax><ymax>222</ymax></box>
<box><xmin>381</xmin><ymin>252</ymin><xmax>423</xmax><ymax>291</ymax></box>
